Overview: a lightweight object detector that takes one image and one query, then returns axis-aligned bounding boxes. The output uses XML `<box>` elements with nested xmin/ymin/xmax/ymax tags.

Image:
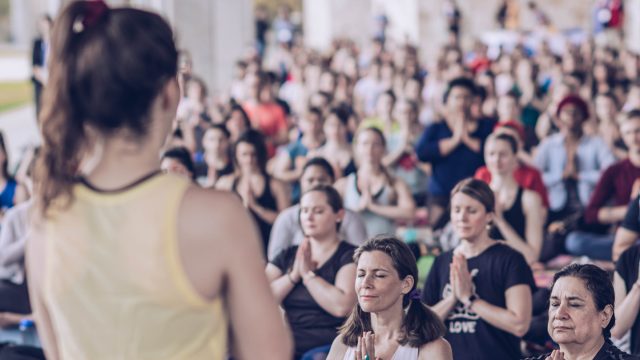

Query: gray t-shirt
<box><xmin>267</xmin><ymin>204</ymin><xmax>368</xmax><ymax>261</ymax></box>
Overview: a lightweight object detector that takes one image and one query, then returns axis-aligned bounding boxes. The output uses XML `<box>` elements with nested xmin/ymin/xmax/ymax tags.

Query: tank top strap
<box><xmin>392</xmin><ymin>345</ymin><xmax>419</xmax><ymax>359</ymax></box>
<box><xmin>343</xmin><ymin>344</ymin><xmax>418</xmax><ymax>360</ymax></box>
<box><xmin>343</xmin><ymin>173</ymin><xmax>359</xmax><ymax>209</ymax></box>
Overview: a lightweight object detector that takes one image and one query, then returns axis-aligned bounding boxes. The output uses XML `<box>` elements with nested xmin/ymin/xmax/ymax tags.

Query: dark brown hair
<box><xmin>0</xmin><ymin>132</ymin><xmax>12</xmax><ymax>180</ymax></box>
<box><xmin>551</xmin><ymin>264</ymin><xmax>615</xmax><ymax>340</ymax></box>
<box><xmin>233</xmin><ymin>129</ymin><xmax>269</xmax><ymax>176</ymax></box>
<box><xmin>35</xmin><ymin>2</ymin><xmax>177</xmax><ymax>215</ymax></box>
<box><xmin>486</xmin><ymin>132</ymin><xmax>518</xmax><ymax>154</ymax></box>
<box><xmin>450</xmin><ymin>178</ymin><xmax>495</xmax><ymax>213</ymax></box>
<box><xmin>340</xmin><ymin>235</ymin><xmax>445</xmax><ymax>348</ymax></box>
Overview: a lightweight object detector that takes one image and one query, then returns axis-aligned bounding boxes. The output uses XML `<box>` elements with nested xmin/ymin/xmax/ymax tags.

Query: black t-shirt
<box><xmin>422</xmin><ymin>243</ymin><xmax>536</xmax><ymax>360</ymax></box>
<box><xmin>616</xmin><ymin>245</ymin><xmax>640</xmax><ymax>355</ymax></box>
<box><xmin>622</xmin><ymin>196</ymin><xmax>640</xmax><ymax>233</ymax></box>
<box><xmin>523</xmin><ymin>341</ymin><xmax>639</xmax><ymax>359</ymax></box>
<box><xmin>271</xmin><ymin>241</ymin><xmax>356</xmax><ymax>357</ymax></box>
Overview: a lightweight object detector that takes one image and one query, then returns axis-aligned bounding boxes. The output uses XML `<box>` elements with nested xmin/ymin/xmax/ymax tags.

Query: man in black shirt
<box><xmin>613</xmin><ymin>195</ymin><xmax>640</xmax><ymax>260</ymax></box>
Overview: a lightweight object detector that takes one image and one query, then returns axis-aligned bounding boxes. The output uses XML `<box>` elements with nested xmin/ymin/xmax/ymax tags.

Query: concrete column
<box><xmin>9</xmin><ymin>0</ymin><xmax>28</xmax><ymax>46</ymax></box>
<box><xmin>22</xmin><ymin>0</ymin><xmax>252</xmax><ymax>94</ymax></box>
<box><xmin>303</xmin><ymin>0</ymin><xmax>372</xmax><ymax>51</ymax></box>
<box><xmin>373</xmin><ymin>0</ymin><xmax>419</xmax><ymax>45</ymax></box>
<box><xmin>171</xmin><ymin>0</ymin><xmax>253</xmax><ymax>95</ymax></box>
<box><xmin>626</xmin><ymin>0</ymin><xmax>640</xmax><ymax>53</ymax></box>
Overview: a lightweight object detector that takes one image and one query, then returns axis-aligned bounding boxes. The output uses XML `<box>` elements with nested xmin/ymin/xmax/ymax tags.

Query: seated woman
<box><xmin>160</xmin><ymin>146</ymin><xmax>196</xmax><ymax>181</ymax></box>
<box><xmin>224</xmin><ymin>103</ymin><xmax>252</xmax><ymax>143</ymax></box>
<box><xmin>611</xmin><ymin>244</ymin><xmax>640</xmax><ymax>355</ymax></box>
<box><xmin>217</xmin><ymin>130</ymin><xmax>289</xmax><ymax>254</ymax></box>
<box><xmin>268</xmin><ymin>157</ymin><xmax>367</xmax><ymax>261</ymax></box>
<box><xmin>0</xmin><ymin>132</ymin><xmax>24</xmax><ymax>212</ymax></box>
<box><xmin>484</xmin><ymin>132</ymin><xmax>544</xmax><ymax>265</ymax></box>
<box><xmin>310</xmin><ymin>107</ymin><xmax>356</xmax><ymax>178</ymax></box>
<box><xmin>272</xmin><ymin>107</ymin><xmax>325</xmax><ymax>202</ymax></box>
<box><xmin>200</xmin><ymin>124</ymin><xmax>233</xmax><ymax>187</ymax></box>
<box><xmin>335</xmin><ymin>127</ymin><xmax>416</xmax><ymax>237</ymax></box>
<box><xmin>385</xmin><ymin>98</ymin><xmax>430</xmax><ymax>207</ymax></box>
<box><xmin>327</xmin><ymin>235</ymin><xmax>452</xmax><ymax>360</ymax></box>
<box><xmin>0</xmin><ymin>201</ymin><xmax>32</xmax><ymax>316</ymax></box>
<box><xmin>422</xmin><ymin>178</ymin><xmax>535</xmax><ymax>360</ymax></box>
<box><xmin>266</xmin><ymin>185</ymin><xmax>357</xmax><ymax>359</ymax></box>
<box><xmin>525</xmin><ymin>264</ymin><xmax>636</xmax><ymax>360</ymax></box>
<box><xmin>474</xmin><ymin>124</ymin><xmax>550</xmax><ymax>210</ymax></box>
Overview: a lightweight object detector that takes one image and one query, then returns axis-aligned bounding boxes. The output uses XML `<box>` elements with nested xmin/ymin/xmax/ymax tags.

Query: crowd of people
<box><xmin>1</xmin><ymin>0</ymin><xmax>640</xmax><ymax>359</ymax></box>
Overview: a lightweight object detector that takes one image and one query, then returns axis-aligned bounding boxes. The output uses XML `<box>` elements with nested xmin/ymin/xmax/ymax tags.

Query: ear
<box><xmin>336</xmin><ymin>209</ymin><xmax>346</xmax><ymax>223</ymax></box>
<box><xmin>161</xmin><ymin>77</ymin><xmax>180</xmax><ymax>112</ymax></box>
<box><xmin>401</xmin><ymin>275</ymin><xmax>415</xmax><ymax>295</ymax></box>
<box><xmin>601</xmin><ymin>304</ymin><xmax>614</xmax><ymax>329</ymax></box>
<box><xmin>485</xmin><ymin>211</ymin><xmax>494</xmax><ymax>226</ymax></box>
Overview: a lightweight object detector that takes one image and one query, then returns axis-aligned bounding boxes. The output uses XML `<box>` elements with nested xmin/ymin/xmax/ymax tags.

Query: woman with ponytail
<box><xmin>327</xmin><ymin>235</ymin><xmax>452</xmax><ymax>360</ymax></box>
<box><xmin>27</xmin><ymin>2</ymin><xmax>291</xmax><ymax>359</ymax></box>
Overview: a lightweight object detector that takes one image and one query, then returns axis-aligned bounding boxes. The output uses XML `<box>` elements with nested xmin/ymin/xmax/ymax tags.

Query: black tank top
<box><xmin>232</xmin><ymin>175</ymin><xmax>277</xmax><ymax>255</ymax></box>
<box><xmin>490</xmin><ymin>187</ymin><xmax>526</xmax><ymax>242</ymax></box>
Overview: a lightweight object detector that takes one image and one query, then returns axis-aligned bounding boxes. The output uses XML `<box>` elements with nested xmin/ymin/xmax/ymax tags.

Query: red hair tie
<box><xmin>73</xmin><ymin>0</ymin><xmax>109</xmax><ymax>33</ymax></box>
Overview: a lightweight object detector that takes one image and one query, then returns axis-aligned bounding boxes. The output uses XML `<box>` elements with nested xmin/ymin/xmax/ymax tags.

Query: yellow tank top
<box><xmin>43</xmin><ymin>173</ymin><xmax>227</xmax><ymax>359</ymax></box>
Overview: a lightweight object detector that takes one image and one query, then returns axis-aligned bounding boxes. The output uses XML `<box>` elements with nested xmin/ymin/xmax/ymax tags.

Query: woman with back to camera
<box><xmin>27</xmin><ymin>2</ymin><xmax>291</xmax><ymax>359</ymax></box>
<box><xmin>327</xmin><ymin>235</ymin><xmax>452</xmax><ymax>360</ymax></box>
<box><xmin>524</xmin><ymin>264</ymin><xmax>637</xmax><ymax>360</ymax></box>
<box><xmin>422</xmin><ymin>178</ymin><xmax>535</xmax><ymax>360</ymax></box>
<box><xmin>266</xmin><ymin>185</ymin><xmax>357</xmax><ymax>359</ymax></box>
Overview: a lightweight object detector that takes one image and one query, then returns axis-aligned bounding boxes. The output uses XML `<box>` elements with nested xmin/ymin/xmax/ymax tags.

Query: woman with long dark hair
<box><xmin>328</xmin><ymin>235</ymin><xmax>452</xmax><ymax>359</ymax></box>
<box><xmin>217</xmin><ymin>129</ymin><xmax>289</xmax><ymax>253</ymax></box>
<box><xmin>266</xmin><ymin>185</ymin><xmax>357</xmax><ymax>359</ymax></box>
<box><xmin>28</xmin><ymin>2</ymin><xmax>291</xmax><ymax>358</ymax></box>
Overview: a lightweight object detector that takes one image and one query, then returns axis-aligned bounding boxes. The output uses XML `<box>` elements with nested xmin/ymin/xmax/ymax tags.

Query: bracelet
<box><xmin>462</xmin><ymin>293</ymin><xmax>478</xmax><ymax>308</ymax></box>
<box><xmin>286</xmin><ymin>272</ymin><xmax>297</xmax><ymax>285</ymax></box>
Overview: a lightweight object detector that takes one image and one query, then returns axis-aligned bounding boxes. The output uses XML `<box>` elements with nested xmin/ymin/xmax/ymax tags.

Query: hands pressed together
<box><xmin>355</xmin><ymin>331</ymin><xmax>380</xmax><ymax>360</ymax></box>
<box><xmin>288</xmin><ymin>238</ymin><xmax>317</xmax><ymax>284</ymax></box>
<box><xmin>449</xmin><ymin>252</ymin><xmax>475</xmax><ymax>306</ymax></box>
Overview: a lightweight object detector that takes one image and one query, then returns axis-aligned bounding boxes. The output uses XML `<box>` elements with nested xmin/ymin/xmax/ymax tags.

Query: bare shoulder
<box><xmin>418</xmin><ymin>337</ymin><xmax>452</xmax><ymax>360</ymax></box>
<box><xmin>178</xmin><ymin>186</ymin><xmax>261</xmax><ymax>299</ymax></box>
<box><xmin>215</xmin><ymin>174</ymin><xmax>235</xmax><ymax>190</ymax></box>
<box><xmin>269</xmin><ymin>177</ymin><xmax>288</xmax><ymax>192</ymax></box>
<box><xmin>522</xmin><ymin>189</ymin><xmax>542</xmax><ymax>212</ymax></box>
<box><xmin>334</xmin><ymin>177</ymin><xmax>347</xmax><ymax>194</ymax></box>
<box><xmin>182</xmin><ymin>185</ymin><xmax>240</xmax><ymax>217</ymax></box>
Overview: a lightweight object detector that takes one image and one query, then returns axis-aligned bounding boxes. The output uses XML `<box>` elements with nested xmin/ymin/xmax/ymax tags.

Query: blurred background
<box><xmin>0</xmin><ymin>0</ymin><xmax>637</xmax><ymax>168</ymax></box>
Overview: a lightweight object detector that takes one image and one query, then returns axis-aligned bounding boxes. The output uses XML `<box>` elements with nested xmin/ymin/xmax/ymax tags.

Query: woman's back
<box><xmin>43</xmin><ymin>174</ymin><xmax>227</xmax><ymax>359</ymax></box>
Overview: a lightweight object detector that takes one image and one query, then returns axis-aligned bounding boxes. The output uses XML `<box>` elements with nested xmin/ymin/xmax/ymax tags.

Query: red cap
<box><xmin>556</xmin><ymin>94</ymin><xmax>589</xmax><ymax>120</ymax></box>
